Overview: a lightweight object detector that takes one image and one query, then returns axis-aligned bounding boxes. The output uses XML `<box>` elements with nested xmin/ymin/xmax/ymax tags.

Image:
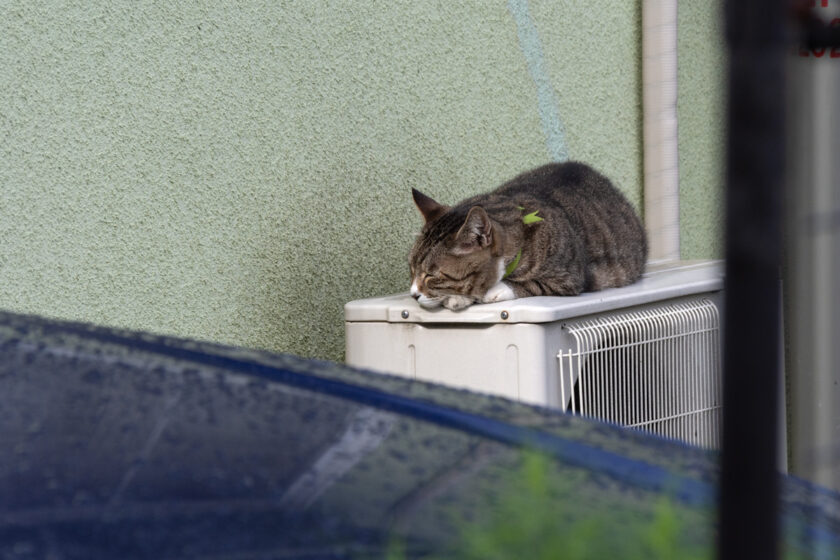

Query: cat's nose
<box><xmin>411</xmin><ymin>293</ymin><xmax>420</xmax><ymax>300</ymax></box>
<box><xmin>410</xmin><ymin>281</ymin><xmax>421</xmax><ymax>299</ymax></box>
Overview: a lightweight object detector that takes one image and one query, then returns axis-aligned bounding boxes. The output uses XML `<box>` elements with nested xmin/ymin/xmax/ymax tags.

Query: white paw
<box><xmin>482</xmin><ymin>282</ymin><xmax>516</xmax><ymax>304</ymax></box>
<box><xmin>443</xmin><ymin>295</ymin><xmax>474</xmax><ymax>311</ymax></box>
<box><xmin>417</xmin><ymin>295</ymin><xmax>443</xmax><ymax>309</ymax></box>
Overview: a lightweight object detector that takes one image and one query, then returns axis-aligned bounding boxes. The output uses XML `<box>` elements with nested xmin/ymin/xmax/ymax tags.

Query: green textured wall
<box><xmin>678</xmin><ymin>0</ymin><xmax>725</xmax><ymax>259</ymax></box>
<box><xmin>0</xmin><ymin>1</ymin><xmax>723</xmax><ymax>361</ymax></box>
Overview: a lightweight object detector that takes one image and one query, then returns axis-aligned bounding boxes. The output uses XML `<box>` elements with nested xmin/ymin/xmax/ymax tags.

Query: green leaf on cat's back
<box><xmin>504</xmin><ymin>250</ymin><xmax>522</xmax><ymax>279</ymax></box>
<box><xmin>522</xmin><ymin>211</ymin><xmax>544</xmax><ymax>225</ymax></box>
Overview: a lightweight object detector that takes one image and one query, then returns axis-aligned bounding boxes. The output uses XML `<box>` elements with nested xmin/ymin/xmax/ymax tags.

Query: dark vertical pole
<box><xmin>719</xmin><ymin>2</ymin><xmax>786</xmax><ymax>560</ymax></box>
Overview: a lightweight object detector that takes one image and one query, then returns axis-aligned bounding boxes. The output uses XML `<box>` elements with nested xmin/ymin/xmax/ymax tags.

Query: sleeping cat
<box><xmin>408</xmin><ymin>161</ymin><xmax>647</xmax><ymax>310</ymax></box>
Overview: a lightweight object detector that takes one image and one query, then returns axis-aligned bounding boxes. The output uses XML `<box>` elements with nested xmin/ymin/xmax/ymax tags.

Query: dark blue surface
<box><xmin>0</xmin><ymin>311</ymin><xmax>838</xmax><ymax>559</ymax></box>
<box><xmin>37</xmin><ymin>311</ymin><xmax>715</xmax><ymax>507</ymax></box>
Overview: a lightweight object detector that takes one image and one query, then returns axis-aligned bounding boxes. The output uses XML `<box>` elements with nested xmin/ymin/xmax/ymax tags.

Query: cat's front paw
<box><xmin>482</xmin><ymin>282</ymin><xmax>516</xmax><ymax>304</ymax></box>
<box><xmin>442</xmin><ymin>295</ymin><xmax>474</xmax><ymax>311</ymax></box>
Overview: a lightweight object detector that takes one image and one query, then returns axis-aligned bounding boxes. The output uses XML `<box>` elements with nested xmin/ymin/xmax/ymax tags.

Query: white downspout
<box><xmin>642</xmin><ymin>0</ymin><xmax>681</xmax><ymax>263</ymax></box>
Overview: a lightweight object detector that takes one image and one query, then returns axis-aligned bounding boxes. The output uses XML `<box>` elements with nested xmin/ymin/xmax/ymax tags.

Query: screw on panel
<box><xmin>500</xmin><ymin>311</ymin><xmax>509</xmax><ymax>320</ymax></box>
<box><xmin>401</xmin><ymin>310</ymin><xmax>410</xmax><ymax>319</ymax></box>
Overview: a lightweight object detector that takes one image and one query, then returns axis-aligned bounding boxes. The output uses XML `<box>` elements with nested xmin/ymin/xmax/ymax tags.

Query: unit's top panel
<box><xmin>344</xmin><ymin>260</ymin><xmax>724</xmax><ymax>325</ymax></box>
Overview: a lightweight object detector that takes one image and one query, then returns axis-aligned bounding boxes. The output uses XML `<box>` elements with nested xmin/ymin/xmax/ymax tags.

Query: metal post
<box><xmin>786</xmin><ymin>0</ymin><xmax>840</xmax><ymax>493</ymax></box>
<box><xmin>718</xmin><ymin>1</ymin><xmax>786</xmax><ymax>559</ymax></box>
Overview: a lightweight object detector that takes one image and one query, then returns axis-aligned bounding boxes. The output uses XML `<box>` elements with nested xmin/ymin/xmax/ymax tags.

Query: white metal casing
<box><xmin>345</xmin><ymin>261</ymin><xmax>724</xmax><ymax>444</ymax></box>
<box><xmin>347</xmin><ymin>261</ymin><xmax>721</xmax><ymax>389</ymax></box>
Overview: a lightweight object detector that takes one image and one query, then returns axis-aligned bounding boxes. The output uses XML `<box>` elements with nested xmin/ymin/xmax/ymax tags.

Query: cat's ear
<box><xmin>453</xmin><ymin>206</ymin><xmax>492</xmax><ymax>254</ymax></box>
<box><xmin>412</xmin><ymin>188</ymin><xmax>448</xmax><ymax>223</ymax></box>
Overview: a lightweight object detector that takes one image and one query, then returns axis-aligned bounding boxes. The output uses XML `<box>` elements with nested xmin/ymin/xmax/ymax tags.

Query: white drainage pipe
<box><xmin>642</xmin><ymin>0</ymin><xmax>681</xmax><ymax>263</ymax></box>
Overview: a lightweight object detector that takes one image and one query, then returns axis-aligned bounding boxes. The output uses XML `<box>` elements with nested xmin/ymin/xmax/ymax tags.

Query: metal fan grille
<box><xmin>558</xmin><ymin>298</ymin><xmax>722</xmax><ymax>448</ymax></box>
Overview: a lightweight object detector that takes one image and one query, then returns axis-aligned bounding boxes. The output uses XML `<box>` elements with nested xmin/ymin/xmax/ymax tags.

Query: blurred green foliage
<box><xmin>388</xmin><ymin>450</ymin><xmax>711</xmax><ymax>560</ymax></box>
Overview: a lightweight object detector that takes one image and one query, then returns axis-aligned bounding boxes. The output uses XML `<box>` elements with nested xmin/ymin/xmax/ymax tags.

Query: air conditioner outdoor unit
<box><xmin>345</xmin><ymin>260</ymin><xmax>724</xmax><ymax>448</ymax></box>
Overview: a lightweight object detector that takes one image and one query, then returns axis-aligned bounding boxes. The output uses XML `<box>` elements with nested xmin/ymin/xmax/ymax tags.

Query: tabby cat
<box><xmin>408</xmin><ymin>162</ymin><xmax>647</xmax><ymax>310</ymax></box>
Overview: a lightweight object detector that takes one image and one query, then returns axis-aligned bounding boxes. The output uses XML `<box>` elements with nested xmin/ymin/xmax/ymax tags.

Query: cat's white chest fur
<box><xmin>481</xmin><ymin>258</ymin><xmax>516</xmax><ymax>304</ymax></box>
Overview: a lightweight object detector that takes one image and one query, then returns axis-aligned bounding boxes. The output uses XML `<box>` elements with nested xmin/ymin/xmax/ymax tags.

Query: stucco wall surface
<box><xmin>1</xmin><ymin>1</ymin><xmax>723</xmax><ymax>361</ymax></box>
<box><xmin>677</xmin><ymin>0</ymin><xmax>725</xmax><ymax>259</ymax></box>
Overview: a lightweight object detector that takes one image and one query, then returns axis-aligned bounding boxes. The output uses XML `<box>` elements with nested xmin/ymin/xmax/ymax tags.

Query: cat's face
<box><xmin>408</xmin><ymin>189</ymin><xmax>502</xmax><ymax>310</ymax></box>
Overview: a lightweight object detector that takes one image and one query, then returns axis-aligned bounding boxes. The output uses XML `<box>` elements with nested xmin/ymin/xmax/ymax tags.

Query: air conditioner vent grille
<box><xmin>558</xmin><ymin>298</ymin><xmax>722</xmax><ymax>448</ymax></box>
